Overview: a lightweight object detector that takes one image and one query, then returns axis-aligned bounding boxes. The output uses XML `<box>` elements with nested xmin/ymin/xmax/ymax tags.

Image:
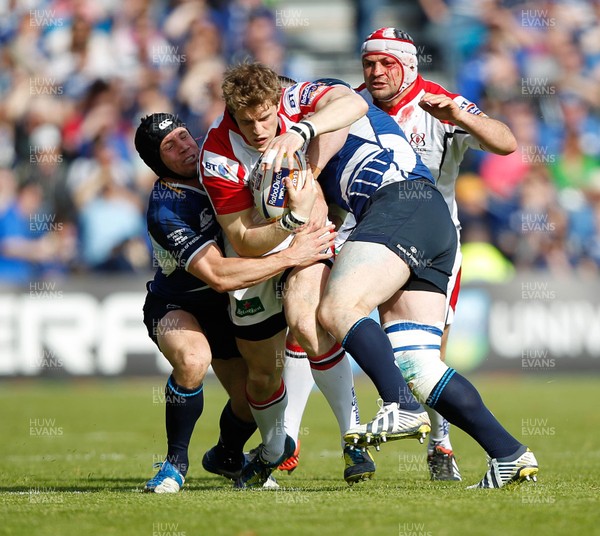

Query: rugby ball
<box><xmin>250</xmin><ymin>150</ymin><xmax>307</xmax><ymax>221</ymax></box>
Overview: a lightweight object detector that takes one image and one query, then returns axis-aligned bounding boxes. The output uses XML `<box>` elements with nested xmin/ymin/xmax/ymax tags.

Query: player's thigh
<box><xmin>323</xmin><ymin>241</ymin><xmax>410</xmax><ymax>314</ymax></box>
<box><xmin>156</xmin><ymin>309</ymin><xmax>212</xmax><ymax>374</ymax></box>
<box><xmin>283</xmin><ymin>262</ymin><xmax>329</xmax><ymax>330</ymax></box>
<box><xmin>379</xmin><ymin>288</ymin><xmax>447</xmax><ymax>327</ymax></box>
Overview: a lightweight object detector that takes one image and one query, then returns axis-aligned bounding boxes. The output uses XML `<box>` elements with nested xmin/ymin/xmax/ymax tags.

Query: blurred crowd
<box><xmin>0</xmin><ymin>0</ymin><xmax>598</xmax><ymax>286</ymax></box>
<box><xmin>417</xmin><ymin>0</ymin><xmax>600</xmax><ymax>281</ymax></box>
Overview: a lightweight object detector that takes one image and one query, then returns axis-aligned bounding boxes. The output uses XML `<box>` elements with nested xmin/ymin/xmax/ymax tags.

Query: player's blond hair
<box><xmin>222</xmin><ymin>62</ymin><xmax>281</xmax><ymax>115</ymax></box>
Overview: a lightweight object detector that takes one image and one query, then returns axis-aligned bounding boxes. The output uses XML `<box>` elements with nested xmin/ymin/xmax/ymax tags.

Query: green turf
<box><xmin>1</xmin><ymin>375</ymin><xmax>599</xmax><ymax>536</ymax></box>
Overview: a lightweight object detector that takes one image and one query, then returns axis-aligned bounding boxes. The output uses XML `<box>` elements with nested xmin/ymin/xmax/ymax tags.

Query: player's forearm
<box><xmin>216</xmin><ymin>208</ymin><xmax>293</xmax><ymax>258</ymax></box>
<box><xmin>454</xmin><ymin>112</ymin><xmax>517</xmax><ymax>155</ymax></box>
<box><xmin>191</xmin><ymin>251</ymin><xmax>292</xmax><ymax>293</ymax></box>
<box><xmin>307</xmin><ymin>128</ymin><xmax>349</xmax><ymax>176</ymax></box>
<box><xmin>308</xmin><ymin>93</ymin><xmax>368</xmax><ymax>136</ymax></box>
<box><xmin>190</xmin><ymin>226</ymin><xmax>335</xmax><ymax>292</ymax></box>
<box><xmin>230</xmin><ymin>221</ymin><xmax>291</xmax><ymax>258</ymax></box>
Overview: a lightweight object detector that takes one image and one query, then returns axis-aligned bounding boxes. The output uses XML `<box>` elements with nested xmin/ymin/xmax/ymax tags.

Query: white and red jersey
<box><xmin>357</xmin><ymin>75</ymin><xmax>486</xmax><ymax>230</ymax></box>
<box><xmin>197</xmin><ymin>82</ymin><xmax>336</xmax><ymax>327</ymax></box>
<box><xmin>199</xmin><ymin>81</ymin><xmax>334</xmax><ymax>220</ymax></box>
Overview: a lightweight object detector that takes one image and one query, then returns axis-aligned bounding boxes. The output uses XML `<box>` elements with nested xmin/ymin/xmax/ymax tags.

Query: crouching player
<box><xmin>135</xmin><ymin>113</ymin><xmax>334</xmax><ymax>492</ymax></box>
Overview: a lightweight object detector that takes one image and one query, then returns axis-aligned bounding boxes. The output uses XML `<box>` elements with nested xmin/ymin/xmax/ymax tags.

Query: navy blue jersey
<box><xmin>146</xmin><ymin>179</ymin><xmax>224</xmax><ymax>304</ymax></box>
<box><xmin>320</xmin><ymin>103</ymin><xmax>434</xmax><ymax>219</ymax></box>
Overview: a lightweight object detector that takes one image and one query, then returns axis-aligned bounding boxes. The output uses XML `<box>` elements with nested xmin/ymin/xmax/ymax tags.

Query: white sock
<box><xmin>282</xmin><ymin>343</ymin><xmax>314</xmax><ymax>444</ymax></box>
<box><xmin>308</xmin><ymin>343</ymin><xmax>360</xmax><ymax>448</ymax></box>
<box><xmin>426</xmin><ymin>406</ymin><xmax>453</xmax><ymax>453</ymax></box>
<box><xmin>247</xmin><ymin>379</ymin><xmax>288</xmax><ymax>463</ymax></box>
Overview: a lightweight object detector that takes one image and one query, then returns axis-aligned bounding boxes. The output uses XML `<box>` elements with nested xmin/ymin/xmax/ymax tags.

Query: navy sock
<box><xmin>165</xmin><ymin>375</ymin><xmax>204</xmax><ymax>476</ymax></box>
<box><xmin>216</xmin><ymin>400</ymin><xmax>257</xmax><ymax>462</ymax></box>
<box><xmin>428</xmin><ymin>370</ymin><xmax>523</xmax><ymax>459</ymax></box>
<box><xmin>343</xmin><ymin>317</ymin><xmax>420</xmax><ymax>410</ymax></box>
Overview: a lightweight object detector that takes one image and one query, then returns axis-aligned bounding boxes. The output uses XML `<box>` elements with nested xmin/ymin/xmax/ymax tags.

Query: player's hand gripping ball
<box><xmin>250</xmin><ymin>150</ymin><xmax>307</xmax><ymax>221</ymax></box>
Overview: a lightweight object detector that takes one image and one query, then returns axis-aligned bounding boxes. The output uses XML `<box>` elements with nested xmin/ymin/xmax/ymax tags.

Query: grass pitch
<box><xmin>1</xmin><ymin>374</ymin><xmax>599</xmax><ymax>536</ymax></box>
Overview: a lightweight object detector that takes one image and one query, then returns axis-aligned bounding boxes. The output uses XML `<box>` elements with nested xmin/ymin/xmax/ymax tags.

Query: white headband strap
<box><xmin>362</xmin><ymin>38</ymin><xmax>417</xmax><ymax>57</ymax></box>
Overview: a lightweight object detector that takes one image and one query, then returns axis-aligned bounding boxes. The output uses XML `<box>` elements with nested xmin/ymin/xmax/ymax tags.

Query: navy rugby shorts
<box><xmin>347</xmin><ymin>179</ymin><xmax>457</xmax><ymax>294</ymax></box>
<box><xmin>143</xmin><ymin>290</ymin><xmax>240</xmax><ymax>359</ymax></box>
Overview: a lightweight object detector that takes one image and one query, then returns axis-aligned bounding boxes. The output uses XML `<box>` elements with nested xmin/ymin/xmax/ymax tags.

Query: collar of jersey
<box><xmin>158</xmin><ymin>179</ymin><xmax>204</xmax><ymax>195</ymax></box>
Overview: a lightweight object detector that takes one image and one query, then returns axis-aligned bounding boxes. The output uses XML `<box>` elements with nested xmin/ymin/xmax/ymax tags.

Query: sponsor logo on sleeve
<box><xmin>167</xmin><ymin>228</ymin><xmax>188</xmax><ymax>246</ymax></box>
<box><xmin>457</xmin><ymin>98</ymin><xmax>484</xmax><ymax>116</ymax></box>
<box><xmin>299</xmin><ymin>83</ymin><xmax>322</xmax><ymax>106</ymax></box>
<box><xmin>286</xmin><ymin>90</ymin><xmax>297</xmax><ymax>109</ymax></box>
<box><xmin>202</xmin><ymin>151</ymin><xmax>240</xmax><ymax>182</ymax></box>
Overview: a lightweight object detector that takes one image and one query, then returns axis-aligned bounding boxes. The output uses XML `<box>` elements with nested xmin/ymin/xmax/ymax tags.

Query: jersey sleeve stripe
<box><xmin>184</xmin><ymin>239</ymin><xmax>217</xmax><ymax>271</ymax></box>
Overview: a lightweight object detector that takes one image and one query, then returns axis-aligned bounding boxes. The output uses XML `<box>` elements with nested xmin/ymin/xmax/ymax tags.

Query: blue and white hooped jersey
<box><xmin>320</xmin><ymin>103</ymin><xmax>435</xmax><ymax>220</ymax></box>
<box><xmin>146</xmin><ymin>179</ymin><xmax>224</xmax><ymax>304</ymax></box>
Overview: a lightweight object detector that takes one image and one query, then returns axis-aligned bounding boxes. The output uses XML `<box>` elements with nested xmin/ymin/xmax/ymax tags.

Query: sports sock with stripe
<box><xmin>282</xmin><ymin>343</ymin><xmax>314</xmax><ymax>444</ymax></box>
<box><xmin>247</xmin><ymin>379</ymin><xmax>288</xmax><ymax>463</ymax></box>
<box><xmin>164</xmin><ymin>375</ymin><xmax>204</xmax><ymax>476</ymax></box>
<box><xmin>308</xmin><ymin>342</ymin><xmax>360</xmax><ymax>444</ymax></box>
<box><xmin>428</xmin><ymin>370</ymin><xmax>523</xmax><ymax>459</ymax></box>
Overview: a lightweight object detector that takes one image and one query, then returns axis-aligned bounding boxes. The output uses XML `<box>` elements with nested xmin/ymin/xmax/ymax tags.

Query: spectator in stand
<box><xmin>504</xmin><ymin>165</ymin><xmax>574</xmax><ymax>273</ymax></box>
<box><xmin>548</xmin><ymin>95</ymin><xmax>600</xmax><ymax>192</ymax></box>
<box><xmin>175</xmin><ymin>16</ymin><xmax>226</xmax><ymax>131</ymax></box>
<box><xmin>460</xmin><ymin>223</ymin><xmax>514</xmax><ymax>284</ymax></box>
<box><xmin>220</xmin><ymin>0</ymin><xmax>269</xmax><ymax>62</ymax></box>
<box><xmin>0</xmin><ymin>177</ymin><xmax>75</xmax><ymax>285</ymax></box>
<box><xmin>15</xmin><ymin>123</ymin><xmax>74</xmax><ymax>222</ymax></box>
<box><xmin>71</xmin><ymin>135</ymin><xmax>147</xmax><ymax>272</ymax></box>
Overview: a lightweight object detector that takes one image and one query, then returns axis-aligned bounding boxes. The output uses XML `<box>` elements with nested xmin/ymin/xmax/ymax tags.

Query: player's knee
<box><xmin>172</xmin><ymin>369</ymin><xmax>204</xmax><ymax>390</ymax></box>
<box><xmin>316</xmin><ymin>298</ymin><xmax>337</xmax><ymax>337</ymax></box>
<box><xmin>397</xmin><ymin>350</ymin><xmax>448</xmax><ymax>404</ymax></box>
<box><xmin>171</xmin><ymin>352</ymin><xmax>208</xmax><ymax>387</ymax></box>
<box><xmin>385</xmin><ymin>321</ymin><xmax>448</xmax><ymax>403</ymax></box>
<box><xmin>288</xmin><ymin>317</ymin><xmax>319</xmax><ymax>355</ymax></box>
<box><xmin>246</xmin><ymin>367</ymin><xmax>280</xmax><ymax>394</ymax></box>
